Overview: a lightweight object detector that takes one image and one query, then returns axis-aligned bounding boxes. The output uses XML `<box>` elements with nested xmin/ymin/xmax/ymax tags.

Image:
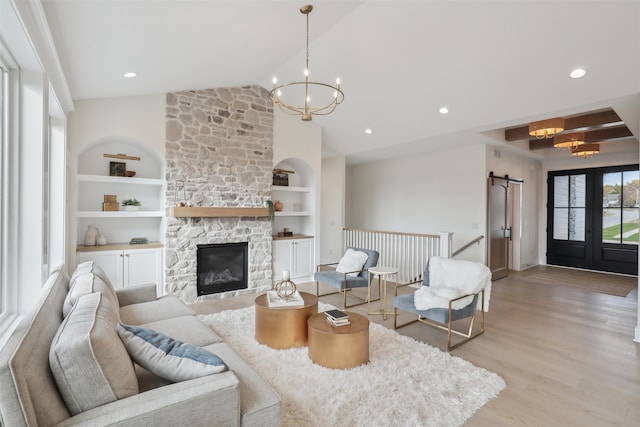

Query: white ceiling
<box><xmin>41</xmin><ymin>0</ymin><xmax>640</xmax><ymax>164</ymax></box>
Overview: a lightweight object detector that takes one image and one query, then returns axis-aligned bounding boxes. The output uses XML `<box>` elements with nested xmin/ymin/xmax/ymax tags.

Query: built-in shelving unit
<box><xmin>76</xmin><ymin>141</ymin><xmax>165</xmax><ymax>251</ymax></box>
<box><xmin>271</xmin><ymin>159</ymin><xmax>316</xmax><ymax>282</ymax></box>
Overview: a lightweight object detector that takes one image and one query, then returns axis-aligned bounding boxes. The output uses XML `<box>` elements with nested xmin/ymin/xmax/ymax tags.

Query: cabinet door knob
<box><xmin>120</xmin><ymin>254</ymin><xmax>124</xmax><ymax>257</ymax></box>
<box><xmin>125</xmin><ymin>254</ymin><xmax>130</xmax><ymax>257</ymax></box>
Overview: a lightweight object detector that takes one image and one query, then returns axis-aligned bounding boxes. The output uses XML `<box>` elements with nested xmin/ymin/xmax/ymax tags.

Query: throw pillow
<box><xmin>63</xmin><ymin>272</ymin><xmax>119</xmax><ymax>318</ymax></box>
<box><xmin>70</xmin><ymin>260</ymin><xmax>114</xmax><ymax>289</ymax></box>
<box><xmin>335</xmin><ymin>248</ymin><xmax>369</xmax><ymax>277</ymax></box>
<box><xmin>117</xmin><ymin>324</ymin><xmax>228</xmax><ymax>382</ymax></box>
<box><xmin>50</xmin><ymin>292</ymin><xmax>139</xmax><ymax>415</ymax></box>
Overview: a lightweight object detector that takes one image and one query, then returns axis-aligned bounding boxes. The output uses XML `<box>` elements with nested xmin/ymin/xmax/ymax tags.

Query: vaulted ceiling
<box><xmin>41</xmin><ymin>0</ymin><xmax>640</xmax><ymax>164</ymax></box>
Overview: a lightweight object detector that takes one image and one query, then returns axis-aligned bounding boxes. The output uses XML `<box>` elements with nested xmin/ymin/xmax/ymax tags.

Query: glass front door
<box><xmin>547</xmin><ymin>165</ymin><xmax>639</xmax><ymax>275</ymax></box>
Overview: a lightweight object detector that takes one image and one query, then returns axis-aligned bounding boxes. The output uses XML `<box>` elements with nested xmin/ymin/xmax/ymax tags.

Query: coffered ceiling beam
<box><xmin>505</xmin><ymin>110</ymin><xmax>623</xmax><ymax>141</ymax></box>
<box><xmin>528</xmin><ymin>125</ymin><xmax>633</xmax><ymax>150</ymax></box>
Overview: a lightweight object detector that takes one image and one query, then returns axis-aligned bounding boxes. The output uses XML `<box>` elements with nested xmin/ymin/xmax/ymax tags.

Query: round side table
<box><xmin>307</xmin><ymin>312</ymin><xmax>369</xmax><ymax>369</ymax></box>
<box><xmin>367</xmin><ymin>266</ymin><xmax>398</xmax><ymax>320</ymax></box>
<box><xmin>255</xmin><ymin>291</ymin><xmax>318</xmax><ymax>349</ymax></box>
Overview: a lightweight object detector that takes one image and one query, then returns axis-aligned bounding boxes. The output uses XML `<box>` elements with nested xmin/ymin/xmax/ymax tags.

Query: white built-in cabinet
<box><xmin>272</xmin><ymin>237</ymin><xmax>314</xmax><ymax>282</ymax></box>
<box><xmin>75</xmin><ymin>141</ymin><xmax>165</xmax><ymax>293</ymax></box>
<box><xmin>77</xmin><ymin>246</ymin><xmax>163</xmax><ymax>294</ymax></box>
<box><xmin>272</xmin><ymin>159</ymin><xmax>316</xmax><ymax>283</ymax></box>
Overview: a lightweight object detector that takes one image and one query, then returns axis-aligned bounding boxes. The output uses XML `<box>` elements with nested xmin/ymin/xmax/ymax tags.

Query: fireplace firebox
<box><xmin>196</xmin><ymin>242</ymin><xmax>248</xmax><ymax>296</ymax></box>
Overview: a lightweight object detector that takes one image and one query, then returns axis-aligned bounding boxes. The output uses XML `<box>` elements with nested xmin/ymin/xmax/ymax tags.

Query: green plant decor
<box><xmin>122</xmin><ymin>198</ymin><xmax>142</xmax><ymax>207</ymax></box>
<box><xmin>265</xmin><ymin>200</ymin><xmax>275</xmax><ymax>221</ymax></box>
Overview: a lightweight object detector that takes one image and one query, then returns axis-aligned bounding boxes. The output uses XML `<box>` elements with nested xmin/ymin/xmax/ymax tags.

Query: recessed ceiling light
<box><xmin>364</xmin><ymin>129</ymin><xmax>372</xmax><ymax>134</ymax></box>
<box><xmin>439</xmin><ymin>107</ymin><xmax>449</xmax><ymax>114</ymax></box>
<box><xmin>123</xmin><ymin>72</ymin><xmax>138</xmax><ymax>78</ymax></box>
<box><xmin>569</xmin><ymin>68</ymin><xmax>586</xmax><ymax>79</ymax></box>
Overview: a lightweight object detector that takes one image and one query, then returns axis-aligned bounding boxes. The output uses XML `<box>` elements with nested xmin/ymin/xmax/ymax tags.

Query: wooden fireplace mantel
<box><xmin>168</xmin><ymin>206</ymin><xmax>269</xmax><ymax>218</ymax></box>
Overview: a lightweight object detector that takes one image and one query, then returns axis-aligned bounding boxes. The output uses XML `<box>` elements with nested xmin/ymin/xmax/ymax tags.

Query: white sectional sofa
<box><xmin>0</xmin><ymin>263</ymin><xmax>281</xmax><ymax>426</ymax></box>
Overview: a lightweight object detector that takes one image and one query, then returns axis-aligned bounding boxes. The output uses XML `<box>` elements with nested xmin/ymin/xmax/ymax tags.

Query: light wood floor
<box><xmin>190</xmin><ymin>266</ymin><xmax>640</xmax><ymax>426</ymax></box>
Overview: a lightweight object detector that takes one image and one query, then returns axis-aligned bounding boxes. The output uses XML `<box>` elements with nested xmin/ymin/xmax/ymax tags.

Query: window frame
<box><xmin>0</xmin><ymin>42</ymin><xmax>20</xmax><ymax>337</ymax></box>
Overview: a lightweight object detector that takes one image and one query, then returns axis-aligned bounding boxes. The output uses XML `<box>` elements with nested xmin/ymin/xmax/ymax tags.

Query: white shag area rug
<box><xmin>199</xmin><ymin>304</ymin><xmax>505</xmax><ymax>427</ymax></box>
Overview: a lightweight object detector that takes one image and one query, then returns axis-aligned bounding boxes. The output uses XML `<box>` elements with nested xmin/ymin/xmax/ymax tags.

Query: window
<box><xmin>602</xmin><ymin>170</ymin><xmax>640</xmax><ymax>245</ymax></box>
<box><xmin>552</xmin><ymin>174</ymin><xmax>586</xmax><ymax>241</ymax></box>
<box><xmin>0</xmin><ymin>64</ymin><xmax>5</xmax><ymax>318</ymax></box>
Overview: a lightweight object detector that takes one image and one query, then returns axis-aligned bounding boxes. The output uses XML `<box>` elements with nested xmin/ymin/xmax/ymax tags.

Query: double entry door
<box><xmin>547</xmin><ymin>164</ymin><xmax>639</xmax><ymax>275</ymax></box>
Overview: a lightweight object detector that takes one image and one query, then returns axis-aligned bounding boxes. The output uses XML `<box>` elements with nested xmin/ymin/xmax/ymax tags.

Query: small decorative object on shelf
<box><xmin>272</xmin><ymin>168</ymin><xmax>294</xmax><ymax>186</ymax></box>
<box><xmin>265</xmin><ymin>200</ymin><xmax>275</xmax><ymax>221</ymax></box>
<box><xmin>103</xmin><ymin>194</ymin><xmax>119</xmax><ymax>211</ymax></box>
<box><xmin>109</xmin><ymin>161</ymin><xmax>126</xmax><ymax>177</ymax></box>
<box><xmin>274</xmin><ymin>200</ymin><xmax>283</xmax><ymax>211</ymax></box>
<box><xmin>103</xmin><ymin>153</ymin><xmax>141</xmax><ymax>161</ymax></box>
<box><xmin>96</xmin><ymin>234</ymin><xmax>107</xmax><ymax>246</ymax></box>
<box><xmin>122</xmin><ymin>198</ymin><xmax>141</xmax><ymax>211</ymax></box>
<box><xmin>84</xmin><ymin>225</ymin><xmax>98</xmax><ymax>246</ymax></box>
<box><xmin>130</xmin><ymin>237</ymin><xmax>148</xmax><ymax>245</ymax></box>
<box><xmin>124</xmin><ymin>170</ymin><xmax>136</xmax><ymax>177</ymax></box>
<box><xmin>277</xmin><ymin>227</ymin><xmax>293</xmax><ymax>238</ymax></box>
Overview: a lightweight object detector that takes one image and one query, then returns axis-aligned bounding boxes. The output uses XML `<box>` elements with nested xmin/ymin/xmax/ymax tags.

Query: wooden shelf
<box><xmin>272</xmin><ymin>185</ymin><xmax>311</xmax><ymax>192</ymax></box>
<box><xmin>77</xmin><ymin>211</ymin><xmax>164</xmax><ymax>218</ymax></box>
<box><xmin>77</xmin><ymin>174</ymin><xmax>164</xmax><ymax>186</ymax></box>
<box><xmin>272</xmin><ymin>234</ymin><xmax>314</xmax><ymax>241</ymax></box>
<box><xmin>77</xmin><ymin>242</ymin><xmax>164</xmax><ymax>252</ymax></box>
<box><xmin>168</xmin><ymin>207</ymin><xmax>269</xmax><ymax>218</ymax></box>
<box><xmin>274</xmin><ymin>211</ymin><xmax>312</xmax><ymax>217</ymax></box>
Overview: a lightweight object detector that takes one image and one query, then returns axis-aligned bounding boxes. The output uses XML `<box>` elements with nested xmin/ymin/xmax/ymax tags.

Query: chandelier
<box><xmin>572</xmin><ymin>143</ymin><xmax>600</xmax><ymax>158</ymax></box>
<box><xmin>554</xmin><ymin>132</ymin><xmax>585</xmax><ymax>150</ymax></box>
<box><xmin>269</xmin><ymin>5</ymin><xmax>344</xmax><ymax>121</ymax></box>
<box><xmin>529</xmin><ymin>117</ymin><xmax>564</xmax><ymax>139</ymax></box>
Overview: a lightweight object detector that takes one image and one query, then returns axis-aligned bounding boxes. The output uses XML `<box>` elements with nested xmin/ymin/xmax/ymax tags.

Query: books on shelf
<box><xmin>266</xmin><ymin>290</ymin><xmax>304</xmax><ymax>307</ymax></box>
<box><xmin>130</xmin><ymin>237</ymin><xmax>148</xmax><ymax>245</ymax></box>
<box><xmin>325</xmin><ymin>309</ymin><xmax>350</xmax><ymax>327</ymax></box>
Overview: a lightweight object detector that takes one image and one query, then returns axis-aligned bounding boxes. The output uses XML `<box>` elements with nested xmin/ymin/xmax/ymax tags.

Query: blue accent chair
<box><xmin>392</xmin><ymin>259</ymin><xmax>485</xmax><ymax>351</ymax></box>
<box><xmin>314</xmin><ymin>247</ymin><xmax>379</xmax><ymax>309</ymax></box>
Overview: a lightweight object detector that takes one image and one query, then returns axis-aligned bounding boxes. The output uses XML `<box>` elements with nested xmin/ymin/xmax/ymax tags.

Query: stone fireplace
<box><xmin>164</xmin><ymin>85</ymin><xmax>273</xmax><ymax>303</ymax></box>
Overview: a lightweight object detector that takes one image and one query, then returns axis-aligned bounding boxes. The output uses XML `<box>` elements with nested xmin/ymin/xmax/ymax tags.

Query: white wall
<box><xmin>346</xmin><ymin>144</ymin><xmax>487</xmax><ymax>263</ymax></box>
<box><xmin>66</xmin><ymin>95</ymin><xmax>166</xmax><ymax>265</ymax></box>
<box><xmin>320</xmin><ymin>154</ymin><xmax>346</xmax><ymax>262</ymax></box>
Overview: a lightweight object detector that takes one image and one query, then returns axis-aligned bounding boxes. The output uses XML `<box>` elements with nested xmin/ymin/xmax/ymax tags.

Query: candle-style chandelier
<box><xmin>269</xmin><ymin>5</ymin><xmax>344</xmax><ymax>121</ymax></box>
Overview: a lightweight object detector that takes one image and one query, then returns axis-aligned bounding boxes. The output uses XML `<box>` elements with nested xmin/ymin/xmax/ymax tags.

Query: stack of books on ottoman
<box><xmin>325</xmin><ymin>309</ymin><xmax>350</xmax><ymax>327</ymax></box>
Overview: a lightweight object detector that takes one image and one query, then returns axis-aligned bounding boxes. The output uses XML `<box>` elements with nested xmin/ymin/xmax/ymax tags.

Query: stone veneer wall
<box><xmin>164</xmin><ymin>85</ymin><xmax>273</xmax><ymax>303</ymax></box>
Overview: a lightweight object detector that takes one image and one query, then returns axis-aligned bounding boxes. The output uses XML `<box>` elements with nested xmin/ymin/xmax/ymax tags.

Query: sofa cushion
<box><xmin>119</xmin><ymin>295</ymin><xmax>195</xmax><ymax>325</ymax></box>
<box><xmin>50</xmin><ymin>292</ymin><xmax>139</xmax><ymax>415</ymax></box>
<box><xmin>62</xmin><ymin>272</ymin><xmax>119</xmax><ymax>318</ymax></box>
<box><xmin>141</xmin><ymin>316</ymin><xmax>223</xmax><ymax>347</ymax></box>
<box><xmin>118</xmin><ymin>324</ymin><xmax>228</xmax><ymax>382</ymax></box>
<box><xmin>204</xmin><ymin>342</ymin><xmax>281</xmax><ymax>427</ymax></box>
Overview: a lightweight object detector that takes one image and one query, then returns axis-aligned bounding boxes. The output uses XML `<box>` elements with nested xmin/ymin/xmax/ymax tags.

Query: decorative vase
<box><xmin>84</xmin><ymin>225</ymin><xmax>98</xmax><ymax>246</ymax></box>
<box><xmin>96</xmin><ymin>234</ymin><xmax>107</xmax><ymax>246</ymax></box>
<box><xmin>274</xmin><ymin>200</ymin><xmax>283</xmax><ymax>212</ymax></box>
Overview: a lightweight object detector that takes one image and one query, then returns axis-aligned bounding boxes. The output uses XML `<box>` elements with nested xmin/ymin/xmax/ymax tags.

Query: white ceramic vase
<box><xmin>84</xmin><ymin>225</ymin><xmax>98</xmax><ymax>246</ymax></box>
